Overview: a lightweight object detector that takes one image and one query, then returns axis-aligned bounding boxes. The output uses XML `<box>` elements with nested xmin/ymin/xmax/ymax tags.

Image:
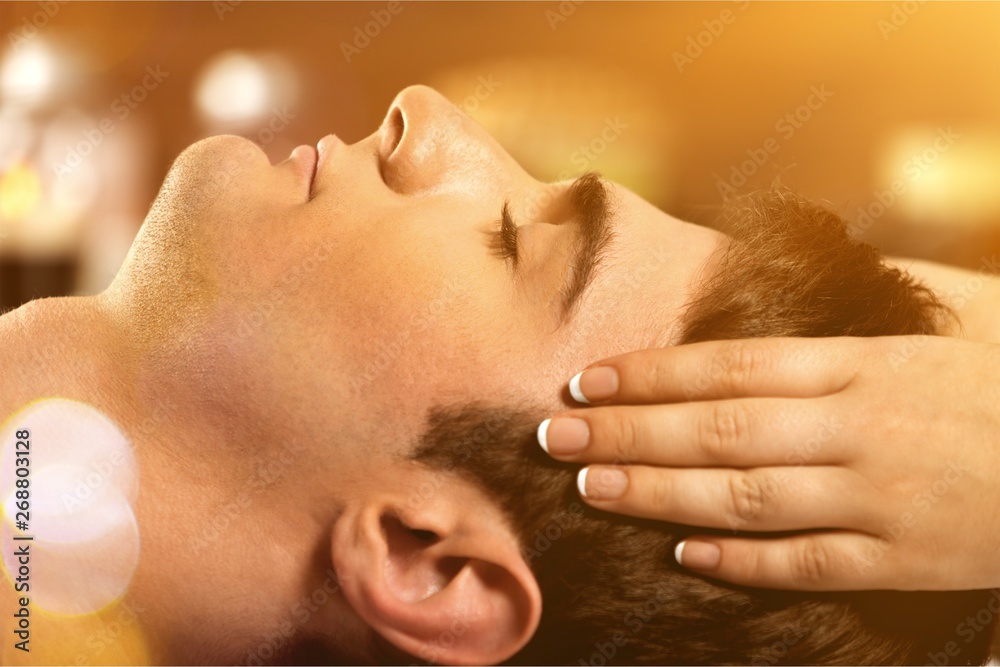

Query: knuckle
<box><xmin>700</xmin><ymin>403</ymin><xmax>752</xmax><ymax>458</ymax></box>
<box><xmin>648</xmin><ymin>475</ymin><xmax>675</xmax><ymax>513</ymax></box>
<box><xmin>713</xmin><ymin>341</ymin><xmax>767</xmax><ymax>394</ymax></box>
<box><xmin>791</xmin><ymin>539</ymin><xmax>830</xmax><ymax>585</ymax></box>
<box><xmin>638</xmin><ymin>353</ymin><xmax>670</xmax><ymax>396</ymax></box>
<box><xmin>608</xmin><ymin>411</ymin><xmax>642</xmax><ymax>465</ymax></box>
<box><xmin>727</xmin><ymin>472</ymin><xmax>771</xmax><ymax>523</ymax></box>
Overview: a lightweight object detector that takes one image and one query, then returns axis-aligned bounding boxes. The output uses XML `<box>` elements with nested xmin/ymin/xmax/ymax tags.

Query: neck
<box><xmin>0</xmin><ymin>295</ymin><xmax>127</xmax><ymax>419</ymax></box>
<box><xmin>0</xmin><ymin>296</ymin><xmax>360</xmax><ymax>664</ymax></box>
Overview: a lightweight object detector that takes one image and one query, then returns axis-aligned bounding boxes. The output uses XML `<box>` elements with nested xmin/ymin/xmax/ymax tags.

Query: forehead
<box><xmin>565</xmin><ymin>180</ymin><xmax>724</xmax><ymax>344</ymax></box>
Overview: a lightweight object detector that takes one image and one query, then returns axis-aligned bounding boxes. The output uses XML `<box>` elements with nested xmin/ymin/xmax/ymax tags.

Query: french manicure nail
<box><xmin>577</xmin><ymin>466</ymin><xmax>628</xmax><ymax>500</ymax></box>
<box><xmin>576</xmin><ymin>467</ymin><xmax>589</xmax><ymax>497</ymax></box>
<box><xmin>569</xmin><ymin>367</ymin><xmax>619</xmax><ymax>403</ymax></box>
<box><xmin>539</xmin><ymin>417</ymin><xmax>590</xmax><ymax>456</ymax></box>
<box><xmin>537</xmin><ymin>419</ymin><xmax>552</xmax><ymax>453</ymax></box>
<box><xmin>674</xmin><ymin>540</ymin><xmax>721</xmax><ymax>571</ymax></box>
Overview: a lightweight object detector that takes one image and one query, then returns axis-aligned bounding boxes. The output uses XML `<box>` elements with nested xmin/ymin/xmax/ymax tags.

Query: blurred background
<box><xmin>1</xmin><ymin>1</ymin><xmax>998</xmax><ymax>314</ymax></box>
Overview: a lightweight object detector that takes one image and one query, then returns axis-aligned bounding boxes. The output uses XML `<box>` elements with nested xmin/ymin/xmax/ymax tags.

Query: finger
<box><xmin>672</xmin><ymin>532</ymin><xmax>911</xmax><ymax>591</ymax></box>
<box><xmin>577</xmin><ymin>465</ymin><xmax>874</xmax><ymax>533</ymax></box>
<box><xmin>541</xmin><ymin>397</ymin><xmax>847</xmax><ymax>467</ymax></box>
<box><xmin>570</xmin><ymin>336</ymin><xmax>867</xmax><ymax>404</ymax></box>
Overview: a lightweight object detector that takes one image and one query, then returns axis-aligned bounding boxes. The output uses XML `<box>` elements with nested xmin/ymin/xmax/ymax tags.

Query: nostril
<box><xmin>387</xmin><ymin>105</ymin><xmax>405</xmax><ymax>156</ymax></box>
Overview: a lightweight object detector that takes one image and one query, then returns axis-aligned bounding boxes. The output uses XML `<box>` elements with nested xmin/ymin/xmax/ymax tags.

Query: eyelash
<box><xmin>493</xmin><ymin>200</ymin><xmax>519</xmax><ymax>266</ymax></box>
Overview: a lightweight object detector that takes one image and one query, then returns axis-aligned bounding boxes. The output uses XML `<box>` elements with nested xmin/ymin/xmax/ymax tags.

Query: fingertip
<box><xmin>674</xmin><ymin>539</ymin><xmax>721</xmax><ymax>571</ymax></box>
<box><xmin>569</xmin><ymin>367</ymin><xmax>619</xmax><ymax>403</ymax></box>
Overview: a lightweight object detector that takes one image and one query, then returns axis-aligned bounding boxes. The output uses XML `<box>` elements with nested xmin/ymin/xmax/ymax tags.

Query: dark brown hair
<box><xmin>411</xmin><ymin>189</ymin><xmax>995</xmax><ymax>665</ymax></box>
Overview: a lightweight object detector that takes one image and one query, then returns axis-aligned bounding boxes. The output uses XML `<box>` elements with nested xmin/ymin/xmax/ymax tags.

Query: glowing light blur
<box><xmin>0</xmin><ymin>40</ymin><xmax>56</xmax><ymax>108</ymax></box>
<box><xmin>879</xmin><ymin>126</ymin><xmax>1000</xmax><ymax>227</ymax></box>
<box><xmin>194</xmin><ymin>50</ymin><xmax>299</xmax><ymax>128</ymax></box>
<box><xmin>0</xmin><ymin>162</ymin><xmax>41</xmax><ymax>223</ymax></box>
<box><xmin>1</xmin><ymin>398</ymin><xmax>140</xmax><ymax>615</ymax></box>
<box><xmin>428</xmin><ymin>58</ymin><xmax>676</xmax><ymax>206</ymax></box>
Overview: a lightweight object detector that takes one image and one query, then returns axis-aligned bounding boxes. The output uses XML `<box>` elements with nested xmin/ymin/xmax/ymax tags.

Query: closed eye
<box><xmin>491</xmin><ymin>200</ymin><xmax>519</xmax><ymax>267</ymax></box>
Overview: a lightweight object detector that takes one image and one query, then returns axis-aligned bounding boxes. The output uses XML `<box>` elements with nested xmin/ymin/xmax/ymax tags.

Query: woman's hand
<box><xmin>539</xmin><ymin>336</ymin><xmax>1000</xmax><ymax>591</ymax></box>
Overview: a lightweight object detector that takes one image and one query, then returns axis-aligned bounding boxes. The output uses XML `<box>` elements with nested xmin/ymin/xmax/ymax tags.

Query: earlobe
<box><xmin>331</xmin><ymin>480</ymin><xmax>542</xmax><ymax>665</ymax></box>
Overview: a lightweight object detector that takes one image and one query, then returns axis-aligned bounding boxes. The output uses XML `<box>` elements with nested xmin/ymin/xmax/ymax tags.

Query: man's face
<box><xmin>111</xmin><ymin>84</ymin><xmax>722</xmax><ymax>463</ymax></box>
<box><xmin>97</xmin><ymin>83</ymin><xmax>726</xmax><ymax>662</ymax></box>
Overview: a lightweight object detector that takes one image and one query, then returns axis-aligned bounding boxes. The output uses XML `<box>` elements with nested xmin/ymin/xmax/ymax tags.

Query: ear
<box><xmin>331</xmin><ymin>463</ymin><xmax>542</xmax><ymax>665</ymax></box>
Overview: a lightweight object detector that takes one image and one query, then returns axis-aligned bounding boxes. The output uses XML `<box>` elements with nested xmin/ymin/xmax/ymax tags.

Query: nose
<box><xmin>378</xmin><ymin>84</ymin><xmax>528</xmax><ymax>197</ymax></box>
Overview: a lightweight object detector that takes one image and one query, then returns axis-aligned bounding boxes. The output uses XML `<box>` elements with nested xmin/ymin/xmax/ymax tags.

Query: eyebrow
<box><xmin>557</xmin><ymin>172</ymin><xmax>616</xmax><ymax>322</ymax></box>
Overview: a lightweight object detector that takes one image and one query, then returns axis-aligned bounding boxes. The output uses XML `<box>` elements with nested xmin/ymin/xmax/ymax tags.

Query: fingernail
<box><xmin>537</xmin><ymin>419</ymin><xmax>552</xmax><ymax>452</ymax></box>
<box><xmin>538</xmin><ymin>417</ymin><xmax>589</xmax><ymax>456</ymax></box>
<box><xmin>577</xmin><ymin>466</ymin><xmax>628</xmax><ymax>500</ymax></box>
<box><xmin>569</xmin><ymin>367</ymin><xmax>619</xmax><ymax>404</ymax></box>
<box><xmin>674</xmin><ymin>540</ymin><xmax>721</xmax><ymax>571</ymax></box>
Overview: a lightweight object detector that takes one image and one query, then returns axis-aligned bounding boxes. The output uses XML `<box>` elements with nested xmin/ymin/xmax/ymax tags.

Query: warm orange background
<box><xmin>1</xmin><ymin>1</ymin><xmax>998</xmax><ymax>312</ymax></box>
